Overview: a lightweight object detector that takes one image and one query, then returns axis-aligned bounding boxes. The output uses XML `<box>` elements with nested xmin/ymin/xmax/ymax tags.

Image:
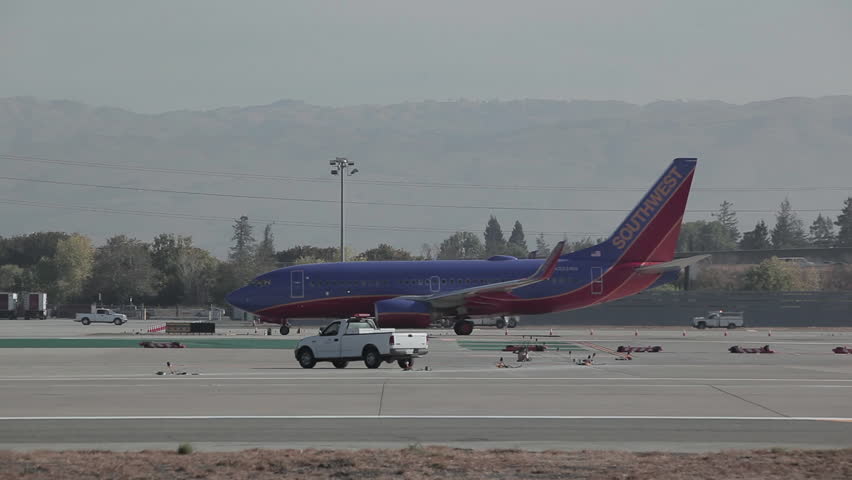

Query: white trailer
<box><xmin>19</xmin><ymin>292</ymin><xmax>47</xmax><ymax>320</ymax></box>
<box><xmin>0</xmin><ymin>292</ymin><xmax>17</xmax><ymax>319</ymax></box>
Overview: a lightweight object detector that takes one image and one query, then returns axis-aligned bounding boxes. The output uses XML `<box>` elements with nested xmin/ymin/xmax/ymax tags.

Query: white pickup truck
<box><xmin>75</xmin><ymin>308</ymin><xmax>128</xmax><ymax>326</ymax></box>
<box><xmin>692</xmin><ymin>311</ymin><xmax>744</xmax><ymax>329</ymax></box>
<box><xmin>295</xmin><ymin>317</ymin><xmax>429</xmax><ymax>369</ymax></box>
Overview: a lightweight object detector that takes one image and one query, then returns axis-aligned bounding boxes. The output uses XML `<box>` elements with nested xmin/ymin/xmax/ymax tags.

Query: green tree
<box><xmin>771</xmin><ymin>198</ymin><xmax>808</xmax><ymax>249</ymax></box>
<box><xmin>50</xmin><ymin>234</ymin><xmax>94</xmax><ymax>302</ymax></box>
<box><xmin>277</xmin><ymin>245</ymin><xmax>338</xmax><ymax>264</ymax></box>
<box><xmin>483</xmin><ymin>216</ymin><xmax>506</xmax><ymax>256</ymax></box>
<box><xmin>438</xmin><ymin>232</ymin><xmax>485</xmax><ymax>259</ymax></box>
<box><xmin>809</xmin><ymin>214</ymin><xmax>836</xmax><ymax>248</ymax></box>
<box><xmin>712</xmin><ymin>201</ymin><xmax>740</xmax><ymax>245</ymax></box>
<box><xmin>677</xmin><ymin>221</ymin><xmax>737</xmax><ymax>252</ymax></box>
<box><xmin>228</xmin><ymin>216</ymin><xmax>257</xmax><ymax>287</ymax></box>
<box><xmin>360</xmin><ymin>243</ymin><xmax>414</xmax><ymax>261</ymax></box>
<box><xmin>151</xmin><ymin>234</ymin><xmax>194</xmax><ymax>304</ymax></box>
<box><xmin>568</xmin><ymin>237</ymin><xmax>598</xmax><ymax>253</ymax></box>
<box><xmin>739</xmin><ymin>220</ymin><xmax>772</xmax><ymax>250</ymax></box>
<box><xmin>508</xmin><ymin>221</ymin><xmax>527</xmax><ymax>249</ymax></box>
<box><xmin>743</xmin><ymin>257</ymin><xmax>795</xmax><ymax>291</ymax></box>
<box><xmin>534</xmin><ymin>233</ymin><xmax>550</xmax><ymax>257</ymax></box>
<box><xmin>88</xmin><ymin>235</ymin><xmax>156</xmax><ymax>303</ymax></box>
<box><xmin>836</xmin><ymin>197</ymin><xmax>852</xmax><ymax>247</ymax></box>
<box><xmin>229</xmin><ymin>216</ymin><xmax>256</xmax><ymax>263</ymax></box>
<box><xmin>175</xmin><ymin>247</ymin><xmax>219</xmax><ymax>305</ymax></box>
<box><xmin>743</xmin><ymin>256</ymin><xmax>821</xmax><ymax>291</ymax></box>
<box><xmin>0</xmin><ymin>232</ymin><xmax>69</xmax><ymax>267</ymax></box>
<box><xmin>0</xmin><ymin>265</ymin><xmax>25</xmax><ymax>291</ymax></box>
<box><xmin>255</xmin><ymin>224</ymin><xmax>277</xmax><ymax>273</ymax></box>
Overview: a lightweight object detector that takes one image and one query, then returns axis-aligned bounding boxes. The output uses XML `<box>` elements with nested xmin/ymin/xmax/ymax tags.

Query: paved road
<box><xmin>2</xmin><ymin>417</ymin><xmax>852</xmax><ymax>452</ymax></box>
<box><xmin>1</xmin><ymin>326</ymin><xmax>851</xmax><ymax>451</ymax></box>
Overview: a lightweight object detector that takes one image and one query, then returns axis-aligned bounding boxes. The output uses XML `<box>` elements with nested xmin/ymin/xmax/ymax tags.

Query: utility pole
<box><xmin>329</xmin><ymin>157</ymin><xmax>358</xmax><ymax>262</ymax></box>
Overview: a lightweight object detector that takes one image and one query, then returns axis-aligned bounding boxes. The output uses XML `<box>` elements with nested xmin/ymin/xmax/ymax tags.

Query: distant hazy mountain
<box><xmin>1</xmin><ymin>96</ymin><xmax>851</xmax><ymax>257</ymax></box>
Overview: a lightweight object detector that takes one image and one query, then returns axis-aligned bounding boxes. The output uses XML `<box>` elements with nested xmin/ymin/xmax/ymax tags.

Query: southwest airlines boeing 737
<box><xmin>226</xmin><ymin>157</ymin><xmax>708</xmax><ymax>335</ymax></box>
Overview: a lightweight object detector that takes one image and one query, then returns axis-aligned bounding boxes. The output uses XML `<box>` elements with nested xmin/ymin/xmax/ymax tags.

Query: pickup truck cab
<box><xmin>295</xmin><ymin>317</ymin><xmax>428</xmax><ymax>369</ymax></box>
<box><xmin>75</xmin><ymin>309</ymin><xmax>128</xmax><ymax>326</ymax></box>
<box><xmin>692</xmin><ymin>311</ymin><xmax>744</xmax><ymax>329</ymax></box>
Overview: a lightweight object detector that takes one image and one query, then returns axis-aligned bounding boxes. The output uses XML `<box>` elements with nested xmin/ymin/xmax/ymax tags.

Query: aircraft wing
<box><xmin>402</xmin><ymin>241</ymin><xmax>566</xmax><ymax>309</ymax></box>
<box><xmin>634</xmin><ymin>254</ymin><xmax>710</xmax><ymax>274</ymax></box>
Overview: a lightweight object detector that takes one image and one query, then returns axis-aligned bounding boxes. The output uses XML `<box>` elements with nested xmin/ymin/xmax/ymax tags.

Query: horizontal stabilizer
<box><xmin>634</xmin><ymin>254</ymin><xmax>710</xmax><ymax>274</ymax></box>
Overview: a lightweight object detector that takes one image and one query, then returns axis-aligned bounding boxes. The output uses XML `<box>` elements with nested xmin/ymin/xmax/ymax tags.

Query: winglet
<box><xmin>531</xmin><ymin>241</ymin><xmax>565</xmax><ymax>280</ymax></box>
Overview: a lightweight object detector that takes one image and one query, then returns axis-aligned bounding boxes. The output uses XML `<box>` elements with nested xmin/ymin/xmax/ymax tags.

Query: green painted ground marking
<box><xmin>0</xmin><ymin>338</ymin><xmax>299</xmax><ymax>349</ymax></box>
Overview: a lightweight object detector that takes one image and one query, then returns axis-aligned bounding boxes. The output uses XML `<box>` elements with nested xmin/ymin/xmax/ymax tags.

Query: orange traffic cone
<box><xmin>297</xmin><ymin>327</ymin><xmax>301</xmax><ymax>334</ymax></box>
<box><xmin>505</xmin><ymin>328</ymin><xmax>508</xmax><ymax>336</ymax></box>
<box><xmin>768</xmin><ymin>329</ymin><xmax>772</xmax><ymax>337</ymax></box>
<box><xmin>589</xmin><ymin>329</ymin><xmax>594</xmax><ymax>336</ymax></box>
<box><xmin>723</xmin><ymin>330</ymin><xmax>728</xmax><ymax>336</ymax></box>
<box><xmin>682</xmin><ymin>329</ymin><xmax>687</xmax><ymax>337</ymax></box>
<box><xmin>549</xmin><ymin>328</ymin><xmax>553</xmax><ymax>336</ymax></box>
<box><xmin>634</xmin><ymin>329</ymin><xmax>639</xmax><ymax>336</ymax></box>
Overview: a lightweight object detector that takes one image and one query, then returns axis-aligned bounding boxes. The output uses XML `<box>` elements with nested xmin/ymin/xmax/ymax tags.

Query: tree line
<box><xmin>678</xmin><ymin>197</ymin><xmax>852</xmax><ymax>252</ymax></box>
<box><xmin>0</xmin><ymin>215</ymin><xmax>559</xmax><ymax>306</ymax></box>
<box><xmin>1</xmin><ymin>196</ymin><xmax>850</xmax><ymax>305</ymax></box>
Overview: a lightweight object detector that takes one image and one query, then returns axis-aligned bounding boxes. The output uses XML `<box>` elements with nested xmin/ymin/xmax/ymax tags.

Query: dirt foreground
<box><xmin>2</xmin><ymin>447</ymin><xmax>851</xmax><ymax>480</ymax></box>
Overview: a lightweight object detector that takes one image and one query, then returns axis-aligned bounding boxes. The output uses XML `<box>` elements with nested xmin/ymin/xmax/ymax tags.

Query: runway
<box><xmin>1</xmin><ymin>320</ymin><xmax>852</xmax><ymax>451</ymax></box>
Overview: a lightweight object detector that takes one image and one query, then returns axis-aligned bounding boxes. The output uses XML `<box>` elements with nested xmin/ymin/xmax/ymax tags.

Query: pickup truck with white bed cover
<box><xmin>295</xmin><ymin>317</ymin><xmax>428</xmax><ymax>369</ymax></box>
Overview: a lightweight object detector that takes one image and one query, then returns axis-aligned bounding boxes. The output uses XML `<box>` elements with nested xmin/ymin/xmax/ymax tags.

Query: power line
<box><xmin>0</xmin><ymin>198</ymin><xmax>607</xmax><ymax>237</ymax></box>
<box><xmin>3</xmin><ymin>153</ymin><xmax>851</xmax><ymax>193</ymax></box>
<box><xmin>0</xmin><ymin>175</ymin><xmax>842</xmax><ymax>214</ymax></box>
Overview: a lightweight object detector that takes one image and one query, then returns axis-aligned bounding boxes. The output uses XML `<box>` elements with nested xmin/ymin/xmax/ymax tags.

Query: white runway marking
<box><xmin>0</xmin><ymin>415</ymin><xmax>851</xmax><ymax>421</ymax></box>
<box><xmin>2</xmin><ymin>375</ymin><xmax>852</xmax><ymax>382</ymax></box>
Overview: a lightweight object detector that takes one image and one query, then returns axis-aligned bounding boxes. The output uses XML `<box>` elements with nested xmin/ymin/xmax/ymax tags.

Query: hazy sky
<box><xmin>2</xmin><ymin>0</ymin><xmax>852</xmax><ymax>112</ymax></box>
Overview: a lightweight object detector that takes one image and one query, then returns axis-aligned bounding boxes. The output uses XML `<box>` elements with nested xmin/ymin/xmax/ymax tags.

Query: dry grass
<box><xmin>2</xmin><ymin>447</ymin><xmax>852</xmax><ymax>480</ymax></box>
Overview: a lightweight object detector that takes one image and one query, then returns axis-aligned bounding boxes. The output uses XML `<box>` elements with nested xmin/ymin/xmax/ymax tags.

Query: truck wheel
<box><xmin>696</xmin><ymin>321</ymin><xmax>706</xmax><ymax>330</ymax></box>
<box><xmin>363</xmin><ymin>347</ymin><xmax>382</xmax><ymax>369</ymax></box>
<box><xmin>397</xmin><ymin>359</ymin><xmax>413</xmax><ymax>369</ymax></box>
<box><xmin>332</xmin><ymin>360</ymin><xmax>349</xmax><ymax>369</ymax></box>
<box><xmin>495</xmin><ymin>317</ymin><xmax>507</xmax><ymax>329</ymax></box>
<box><xmin>727</xmin><ymin>323</ymin><xmax>737</xmax><ymax>329</ymax></box>
<box><xmin>280</xmin><ymin>325</ymin><xmax>290</xmax><ymax>336</ymax></box>
<box><xmin>114</xmin><ymin>318</ymin><xmax>123</xmax><ymax>325</ymax></box>
<box><xmin>297</xmin><ymin>348</ymin><xmax>316</xmax><ymax>369</ymax></box>
<box><xmin>81</xmin><ymin>317</ymin><xmax>91</xmax><ymax>326</ymax></box>
<box><xmin>508</xmin><ymin>317</ymin><xmax>518</xmax><ymax>328</ymax></box>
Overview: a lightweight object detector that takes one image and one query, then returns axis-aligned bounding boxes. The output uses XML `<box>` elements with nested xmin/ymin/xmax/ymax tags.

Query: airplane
<box><xmin>226</xmin><ymin>157</ymin><xmax>709</xmax><ymax>335</ymax></box>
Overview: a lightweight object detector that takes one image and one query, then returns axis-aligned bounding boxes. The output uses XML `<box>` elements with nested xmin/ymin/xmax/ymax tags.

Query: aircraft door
<box><xmin>591</xmin><ymin>267</ymin><xmax>603</xmax><ymax>295</ymax></box>
<box><xmin>429</xmin><ymin>276</ymin><xmax>441</xmax><ymax>293</ymax></box>
<box><xmin>291</xmin><ymin>270</ymin><xmax>305</xmax><ymax>298</ymax></box>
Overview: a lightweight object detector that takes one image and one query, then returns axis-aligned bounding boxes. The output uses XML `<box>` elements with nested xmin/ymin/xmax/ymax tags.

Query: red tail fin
<box><xmin>605</xmin><ymin>158</ymin><xmax>697</xmax><ymax>263</ymax></box>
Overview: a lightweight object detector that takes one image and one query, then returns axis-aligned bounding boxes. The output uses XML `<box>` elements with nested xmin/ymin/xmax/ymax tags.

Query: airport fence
<box><xmin>527</xmin><ymin>291</ymin><xmax>852</xmax><ymax>327</ymax></box>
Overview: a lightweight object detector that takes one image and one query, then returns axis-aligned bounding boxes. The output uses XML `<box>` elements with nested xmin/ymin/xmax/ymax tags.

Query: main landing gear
<box><xmin>279</xmin><ymin>324</ymin><xmax>291</xmax><ymax>336</ymax></box>
<box><xmin>453</xmin><ymin>320</ymin><xmax>474</xmax><ymax>336</ymax></box>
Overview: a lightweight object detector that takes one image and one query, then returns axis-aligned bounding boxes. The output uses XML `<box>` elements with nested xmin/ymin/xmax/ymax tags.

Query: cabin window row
<box><xmin>306</xmin><ymin>278</ymin><xmax>511</xmax><ymax>288</ymax></box>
